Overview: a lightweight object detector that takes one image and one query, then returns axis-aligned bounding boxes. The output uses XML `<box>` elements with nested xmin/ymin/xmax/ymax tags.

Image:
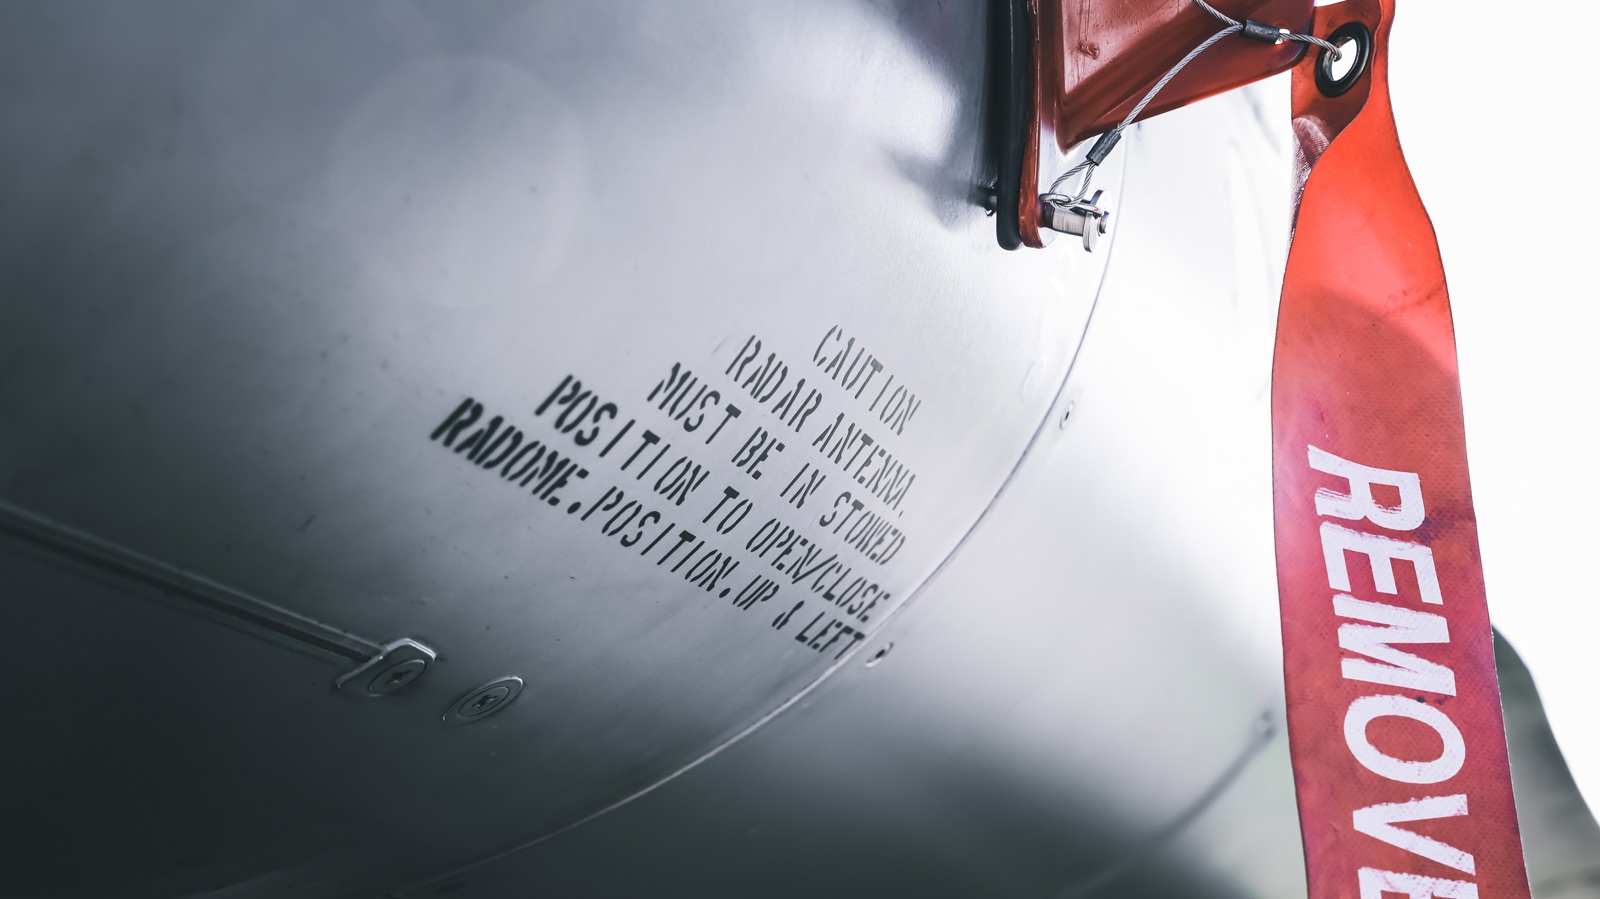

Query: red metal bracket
<box><xmin>1018</xmin><ymin>0</ymin><xmax>1313</xmax><ymax>247</ymax></box>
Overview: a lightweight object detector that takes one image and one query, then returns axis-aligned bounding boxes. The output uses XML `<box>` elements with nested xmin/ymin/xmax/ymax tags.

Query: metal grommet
<box><xmin>1315</xmin><ymin>22</ymin><xmax>1372</xmax><ymax>97</ymax></box>
<box><xmin>444</xmin><ymin>676</ymin><xmax>524</xmax><ymax>725</ymax></box>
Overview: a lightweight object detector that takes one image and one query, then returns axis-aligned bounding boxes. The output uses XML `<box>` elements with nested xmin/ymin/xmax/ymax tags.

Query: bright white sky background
<box><xmin>1383</xmin><ymin>1</ymin><xmax>1600</xmax><ymax>811</ymax></box>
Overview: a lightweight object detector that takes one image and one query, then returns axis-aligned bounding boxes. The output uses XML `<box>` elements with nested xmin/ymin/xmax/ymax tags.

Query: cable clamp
<box><xmin>1240</xmin><ymin>20</ymin><xmax>1289</xmax><ymax>44</ymax></box>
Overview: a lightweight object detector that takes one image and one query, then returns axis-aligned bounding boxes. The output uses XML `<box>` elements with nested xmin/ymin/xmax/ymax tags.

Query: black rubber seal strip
<box><xmin>991</xmin><ymin>0</ymin><xmax>1030</xmax><ymax>250</ymax></box>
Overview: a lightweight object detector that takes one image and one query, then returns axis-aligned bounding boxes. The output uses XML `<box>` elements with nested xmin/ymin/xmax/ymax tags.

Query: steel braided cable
<box><xmin>1043</xmin><ymin>0</ymin><xmax>1341</xmax><ymax>206</ymax></box>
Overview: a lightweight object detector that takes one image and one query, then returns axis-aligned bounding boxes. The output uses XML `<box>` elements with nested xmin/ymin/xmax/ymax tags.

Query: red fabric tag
<box><xmin>1273</xmin><ymin>1</ymin><xmax>1534</xmax><ymax>897</ymax></box>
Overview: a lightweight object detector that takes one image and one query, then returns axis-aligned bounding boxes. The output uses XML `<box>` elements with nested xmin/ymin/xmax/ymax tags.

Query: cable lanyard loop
<box><xmin>1041</xmin><ymin>0</ymin><xmax>1340</xmax><ymax>239</ymax></box>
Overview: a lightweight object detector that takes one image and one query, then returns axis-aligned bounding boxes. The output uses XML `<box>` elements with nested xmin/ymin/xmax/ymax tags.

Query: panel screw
<box><xmin>445</xmin><ymin>677</ymin><xmax>524</xmax><ymax>725</ymax></box>
<box><xmin>334</xmin><ymin>638</ymin><xmax>437</xmax><ymax>698</ymax></box>
<box><xmin>865</xmin><ymin>642</ymin><xmax>895</xmax><ymax>668</ymax></box>
<box><xmin>367</xmin><ymin>658</ymin><xmax>428</xmax><ymax>695</ymax></box>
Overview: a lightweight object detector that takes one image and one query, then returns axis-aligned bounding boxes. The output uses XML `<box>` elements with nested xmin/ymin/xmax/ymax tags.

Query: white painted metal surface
<box><xmin>0</xmin><ymin>2</ymin><xmax>1589</xmax><ymax>896</ymax></box>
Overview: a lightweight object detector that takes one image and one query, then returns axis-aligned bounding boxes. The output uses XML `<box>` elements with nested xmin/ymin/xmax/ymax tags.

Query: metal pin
<box><xmin>1039</xmin><ymin>190</ymin><xmax>1110</xmax><ymax>252</ymax></box>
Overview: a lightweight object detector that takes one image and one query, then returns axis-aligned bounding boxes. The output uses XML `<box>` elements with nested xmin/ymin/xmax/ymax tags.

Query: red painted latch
<box><xmin>1004</xmin><ymin>0</ymin><xmax>1312</xmax><ymax>248</ymax></box>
